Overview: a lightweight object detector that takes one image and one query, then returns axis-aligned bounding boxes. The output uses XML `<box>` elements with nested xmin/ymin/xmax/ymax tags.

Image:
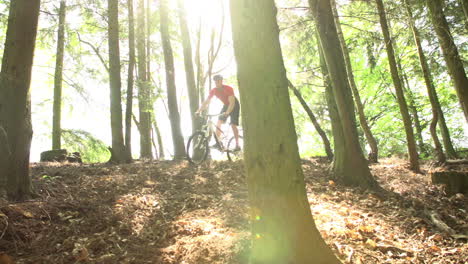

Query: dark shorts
<box><xmin>219</xmin><ymin>98</ymin><xmax>240</xmax><ymax>126</ymax></box>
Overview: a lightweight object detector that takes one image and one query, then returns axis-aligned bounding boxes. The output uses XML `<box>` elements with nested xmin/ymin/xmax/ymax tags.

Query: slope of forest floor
<box><xmin>0</xmin><ymin>158</ymin><xmax>467</xmax><ymax>263</ymax></box>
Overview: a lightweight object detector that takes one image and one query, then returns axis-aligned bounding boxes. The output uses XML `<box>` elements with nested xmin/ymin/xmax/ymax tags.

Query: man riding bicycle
<box><xmin>196</xmin><ymin>74</ymin><xmax>241</xmax><ymax>150</ymax></box>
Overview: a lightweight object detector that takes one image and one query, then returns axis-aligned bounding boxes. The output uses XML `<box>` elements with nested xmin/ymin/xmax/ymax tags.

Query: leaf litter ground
<box><xmin>0</xmin><ymin>158</ymin><xmax>466</xmax><ymax>263</ymax></box>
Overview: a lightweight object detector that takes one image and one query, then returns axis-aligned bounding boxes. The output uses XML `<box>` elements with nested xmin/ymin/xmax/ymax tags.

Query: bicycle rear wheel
<box><xmin>187</xmin><ymin>132</ymin><xmax>209</xmax><ymax>164</ymax></box>
<box><xmin>227</xmin><ymin>136</ymin><xmax>243</xmax><ymax>162</ymax></box>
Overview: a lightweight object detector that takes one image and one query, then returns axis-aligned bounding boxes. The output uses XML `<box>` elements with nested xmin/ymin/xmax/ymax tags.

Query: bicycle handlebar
<box><xmin>197</xmin><ymin>113</ymin><xmax>223</xmax><ymax>118</ymax></box>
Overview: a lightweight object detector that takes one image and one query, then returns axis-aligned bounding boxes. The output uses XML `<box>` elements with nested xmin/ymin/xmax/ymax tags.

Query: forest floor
<box><xmin>0</xmin><ymin>158</ymin><xmax>467</xmax><ymax>264</ymax></box>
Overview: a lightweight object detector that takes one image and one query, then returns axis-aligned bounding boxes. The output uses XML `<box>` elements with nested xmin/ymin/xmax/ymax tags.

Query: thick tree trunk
<box><xmin>331</xmin><ymin>0</ymin><xmax>379</xmax><ymax>163</ymax></box>
<box><xmin>0</xmin><ymin>127</ymin><xmax>10</xmax><ymax>198</ymax></box>
<box><xmin>309</xmin><ymin>0</ymin><xmax>379</xmax><ymax>188</ymax></box>
<box><xmin>375</xmin><ymin>0</ymin><xmax>420</xmax><ymax>172</ymax></box>
<box><xmin>160</xmin><ymin>0</ymin><xmax>186</xmax><ymax>159</ymax></box>
<box><xmin>0</xmin><ymin>0</ymin><xmax>40</xmax><ymax>200</ymax></box>
<box><xmin>230</xmin><ymin>1</ymin><xmax>340</xmax><ymax>263</ymax></box>
<box><xmin>404</xmin><ymin>0</ymin><xmax>446</xmax><ymax>162</ymax></box>
<box><xmin>426</xmin><ymin>0</ymin><xmax>468</xmax><ymax>122</ymax></box>
<box><xmin>137</xmin><ymin>0</ymin><xmax>153</xmax><ymax>159</ymax></box>
<box><xmin>52</xmin><ymin>0</ymin><xmax>66</xmax><ymax>150</ymax></box>
<box><xmin>288</xmin><ymin>80</ymin><xmax>333</xmax><ymax>160</ymax></box>
<box><xmin>125</xmin><ymin>0</ymin><xmax>136</xmax><ymax>159</ymax></box>
<box><xmin>108</xmin><ymin>0</ymin><xmax>130</xmax><ymax>163</ymax></box>
<box><xmin>177</xmin><ymin>0</ymin><xmax>201</xmax><ymax>134</ymax></box>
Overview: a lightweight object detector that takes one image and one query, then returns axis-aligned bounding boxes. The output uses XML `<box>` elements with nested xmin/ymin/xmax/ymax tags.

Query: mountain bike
<box><xmin>186</xmin><ymin>113</ymin><xmax>243</xmax><ymax>164</ymax></box>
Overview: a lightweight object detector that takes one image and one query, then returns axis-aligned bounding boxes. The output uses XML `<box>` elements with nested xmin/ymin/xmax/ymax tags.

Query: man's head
<box><xmin>213</xmin><ymin>74</ymin><xmax>223</xmax><ymax>89</ymax></box>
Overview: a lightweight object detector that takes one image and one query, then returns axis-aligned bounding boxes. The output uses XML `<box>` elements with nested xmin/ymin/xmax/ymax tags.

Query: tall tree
<box><xmin>426</xmin><ymin>0</ymin><xmax>468</xmax><ymax>122</ymax></box>
<box><xmin>177</xmin><ymin>0</ymin><xmax>201</xmax><ymax>134</ymax></box>
<box><xmin>375</xmin><ymin>0</ymin><xmax>420</xmax><ymax>172</ymax></box>
<box><xmin>459</xmin><ymin>0</ymin><xmax>468</xmax><ymax>31</ymax></box>
<box><xmin>160</xmin><ymin>0</ymin><xmax>186</xmax><ymax>159</ymax></box>
<box><xmin>288</xmin><ymin>80</ymin><xmax>333</xmax><ymax>160</ymax></box>
<box><xmin>125</xmin><ymin>0</ymin><xmax>136</xmax><ymax>159</ymax></box>
<box><xmin>403</xmin><ymin>0</ymin><xmax>450</xmax><ymax>161</ymax></box>
<box><xmin>230</xmin><ymin>0</ymin><xmax>340</xmax><ymax>262</ymax></box>
<box><xmin>52</xmin><ymin>0</ymin><xmax>67</xmax><ymax>150</ymax></box>
<box><xmin>318</xmin><ymin>40</ymin><xmax>345</xmax><ymax>167</ymax></box>
<box><xmin>137</xmin><ymin>0</ymin><xmax>153</xmax><ymax>159</ymax></box>
<box><xmin>309</xmin><ymin>0</ymin><xmax>379</xmax><ymax>188</ymax></box>
<box><xmin>0</xmin><ymin>0</ymin><xmax>40</xmax><ymax>200</ymax></box>
<box><xmin>107</xmin><ymin>0</ymin><xmax>130</xmax><ymax>163</ymax></box>
<box><xmin>401</xmin><ymin>70</ymin><xmax>427</xmax><ymax>155</ymax></box>
<box><xmin>331</xmin><ymin>0</ymin><xmax>379</xmax><ymax>163</ymax></box>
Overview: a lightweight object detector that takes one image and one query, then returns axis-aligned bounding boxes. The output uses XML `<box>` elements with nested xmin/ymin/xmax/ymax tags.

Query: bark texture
<box><xmin>0</xmin><ymin>0</ymin><xmax>40</xmax><ymax>199</ymax></box>
<box><xmin>125</xmin><ymin>0</ymin><xmax>136</xmax><ymax>159</ymax></box>
<box><xmin>108</xmin><ymin>0</ymin><xmax>130</xmax><ymax>163</ymax></box>
<box><xmin>309</xmin><ymin>0</ymin><xmax>379</xmax><ymax>188</ymax></box>
<box><xmin>376</xmin><ymin>0</ymin><xmax>420</xmax><ymax>172</ymax></box>
<box><xmin>426</xmin><ymin>0</ymin><xmax>468</xmax><ymax>122</ymax></box>
<box><xmin>331</xmin><ymin>0</ymin><xmax>379</xmax><ymax>163</ymax></box>
<box><xmin>160</xmin><ymin>0</ymin><xmax>186</xmax><ymax>159</ymax></box>
<box><xmin>230</xmin><ymin>1</ymin><xmax>340</xmax><ymax>263</ymax></box>
<box><xmin>52</xmin><ymin>0</ymin><xmax>66</xmax><ymax>150</ymax></box>
<box><xmin>137</xmin><ymin>0</ymin><xmax>153</xmax><ymax>159</ymax></box>
<box><xmin>177</xmin><ymin>0</ymin><xmax>201</xmax><ymax>134</ymax></box>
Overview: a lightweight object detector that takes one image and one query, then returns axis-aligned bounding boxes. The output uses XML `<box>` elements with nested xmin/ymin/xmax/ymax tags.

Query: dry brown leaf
<box><xmin>365</xmin><ymin>239</ymin><xmax>377</xmax><ymax>250</ymax></box>
<box><xmin>427</xmin><ymin>245</ymin><xmax>441</xmax><ymax>253</ymax></box>
<box><xmin>0</xmin><ymin>253</ymin><xmax>14</xmax><ymax>264</ymax></box>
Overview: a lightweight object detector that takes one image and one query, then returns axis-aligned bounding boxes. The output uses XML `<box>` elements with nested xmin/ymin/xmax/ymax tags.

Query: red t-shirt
<box><xmin>208</xmin><ymin>85</ymin><xmax>235</xmax><ymax>105</ymax></box>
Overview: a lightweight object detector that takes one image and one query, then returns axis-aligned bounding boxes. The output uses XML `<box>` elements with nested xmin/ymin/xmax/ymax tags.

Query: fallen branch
<box><xmin>424</xmin><ymin>210</ymin><xmax>468</xmax><ymax>239</ymax></box>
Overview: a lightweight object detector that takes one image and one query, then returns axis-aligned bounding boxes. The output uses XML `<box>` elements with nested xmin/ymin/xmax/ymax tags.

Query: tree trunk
<box><xmin>230</xmin><ymin>1</ymin><xmax>340</xmax><ymax>263</ymax></box>
<box><xmin>160</xmin><ymin>0</ymin><xmax>186</xmax><ymax>159</ymax></box>
<box><xmin>401</xmin><ymin>69</ymin><xmax>426</xmax><ymax>155</ymax></box>
<box><xmin>459</xmin><ymin>0</ymin><xmax>468</xmax><ymax>31</ymax></box>
<box><xmin>309</xmin><ymin>0</ymin><xmax>379</xmax><ymax>188</ymax></box>
<box><xmin>331</xmin><ymin>0</ymin><xmax>379</xmax><ymax>163</ymax></box>
<box><xmin>52</xmin><ymin>0</ymin><xmax>66</xmax><ymax>150</ymax></box>
<box><xmin>438</xmin><ymin>107</ymin><xmax>458</xmax><ymax>159</ymax></box>
<box><xmin>404</xmin><ymin>0</ymin><xmax>447</xmax><ymax>162</ymax></box>
<box><xmin>125</xmin><ymin>0</ymin><xmax>136</xmax><ymax>159</ymax></box>
<box><xmin>137</xmin><ymin>0</ymin><xmax>153</xmax><ymax>159</ymax></box>
<box><xmin>375</xmin><ymin>0</ymin><xmax>420</xmax><ymax>172</ymax></box>
<box><xmin>177</xmin><ymin>0</ymin><xmax>201</xmax><ymax>134</ymax></box>
<box><xmin>319</xmin><ymin>41</ymin><xmax>344</xmax><ymax>169</ymax></box>
<box><xmin>0</xmin><ymin>0</ymin><xmax>40</xmax><ymax>200</ymax></box>
<box><xmin>0</xmin><ymin>126</ymin><xmax>10</xmax><ymax>198</ymax></box>
<box><xmin>426</xmin><ymin>0</ymin><xmax>468</xmax><ymax>122</ymax></box>
<box><xmin>288</xmin><ymin>80</ymin><xmax>333</xmax><ymax>160</ymax></box>
<box><xmin>107</xmin><ymin>0</ymin><xmax>130</xmax><ymax>163</ymax></box>
<box><xmin>152</xmin><ymin>113</ymin><xmax>165</xmax><ymax>159</ymax></box>
<box><xmin>195</xmin><ymin>20</ymin><xmax>204</xmax><ymax>105</ymax></box>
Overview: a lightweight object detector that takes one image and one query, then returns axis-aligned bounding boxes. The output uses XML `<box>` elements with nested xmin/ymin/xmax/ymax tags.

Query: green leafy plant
<box><xmin>61</xmin><ymin>129</ymin><xmax>110</xmax><ymax>163</ymax></box>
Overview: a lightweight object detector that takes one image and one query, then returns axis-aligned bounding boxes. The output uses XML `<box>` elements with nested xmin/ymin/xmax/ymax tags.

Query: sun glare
<box><xmin>183</xmin><ymin>0</ymin><xmax>227</xmax><ymax>29</ymax></box>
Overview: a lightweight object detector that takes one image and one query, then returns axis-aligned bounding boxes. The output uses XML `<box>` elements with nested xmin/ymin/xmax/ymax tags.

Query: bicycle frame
<box><xmin>200</xmin><ymin>114</ymin><xmax>226</xmax><ymax>149</ymax></box>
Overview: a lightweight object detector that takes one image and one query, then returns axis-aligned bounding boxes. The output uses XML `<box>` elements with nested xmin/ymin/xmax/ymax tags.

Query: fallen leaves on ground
<box><xmin>0</xmin><ymin>158</ymin><xmax>466</xmax><ymax>263</ymax></box>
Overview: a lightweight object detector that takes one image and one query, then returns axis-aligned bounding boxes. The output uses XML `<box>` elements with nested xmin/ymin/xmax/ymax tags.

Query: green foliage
<box><xmin>61</xmin><ymin>129</ymin><xmax>110</xmax><ymax>163</ymax></box>
<box><xmin>276</xmin><ymin>0</ymin><xmax>467</xmax><ymax>160</ymax></box>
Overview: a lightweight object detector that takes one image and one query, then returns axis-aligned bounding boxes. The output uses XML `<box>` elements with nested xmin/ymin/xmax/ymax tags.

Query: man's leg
<box><xmin>215</xmin><ymin>119</ymin><xmax>225</xmax><ymax>146</ymax></box>
<box><xmin>231</xmin><ymin>124</ymin><xmax>240</xmax><ymax>148</ymax></box>
<box><xmin>230</xmin><ymin>99</ymin><xmax>241</xmax><ymax>149</ymax></box>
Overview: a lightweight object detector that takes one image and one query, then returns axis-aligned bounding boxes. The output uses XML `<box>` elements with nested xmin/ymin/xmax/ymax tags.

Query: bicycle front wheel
<box><xmin>187</xmin><ymin>131</ymin><xmax>209</xmax><ymax>165</ymax></box>
<box><xmin>227</xmin><ymin>136</ymin><xmax>243</xmax><ymax>162</ymax></box>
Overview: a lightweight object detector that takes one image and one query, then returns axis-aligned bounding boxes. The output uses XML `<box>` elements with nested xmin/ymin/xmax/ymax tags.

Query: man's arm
<box><xmin>196</xmin><ymin>97</ymin><xmax>212</xmax><ymax>114</ymax></box>
<box><xmin>224</xmin><ymin>96</ymin><xmax>236</xmax><ymax>115</ymax></box>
